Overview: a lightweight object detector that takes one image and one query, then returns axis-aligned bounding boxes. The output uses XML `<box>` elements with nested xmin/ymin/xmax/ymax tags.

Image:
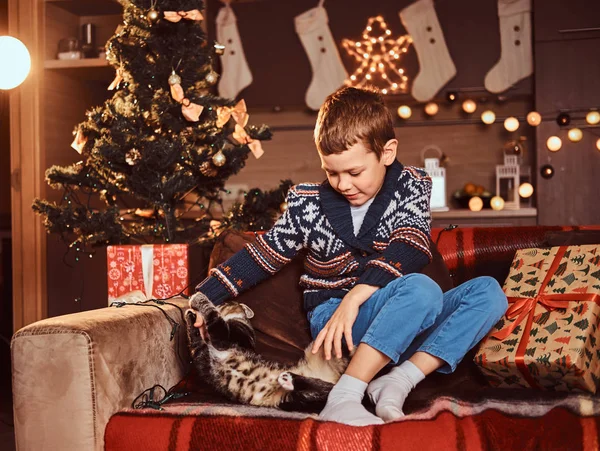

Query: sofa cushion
<box><xmin>207</xmin><ymin>229</ymin><xmax>453</xmax><ymax>364</ymax></box>
<box><xmin>543</xmin><ymin>229</ymin><xmax>600</xmax><ymax>246</ymax></box>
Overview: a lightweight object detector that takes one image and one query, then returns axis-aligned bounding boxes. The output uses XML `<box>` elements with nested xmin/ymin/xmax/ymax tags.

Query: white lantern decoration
<box><xmin>421</xmin><ymin>145</ymin><xmax>448</xmax><ymax>211</ymax></box>
<box><xmin>496</xmin><ymin>145</ymin><xmax>520</xmax><ymax>209</ymax></box>
<box><xmin>0</xmin><ymin>36</ymin><xmax>31</xmax><ymax>90</ymax></box>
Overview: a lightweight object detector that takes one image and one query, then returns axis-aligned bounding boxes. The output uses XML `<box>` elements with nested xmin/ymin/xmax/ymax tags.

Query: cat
<box><xmin>185</xmin><ymin>292</ymin><xmax>348</xmax><ymax>413</ymax></box>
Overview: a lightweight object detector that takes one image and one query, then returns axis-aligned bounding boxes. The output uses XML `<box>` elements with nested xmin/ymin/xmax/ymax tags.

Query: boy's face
<box><xmin>319</xmin><ymin>139</ymin><xmax>398</xmax><ymax>207</ymax></box>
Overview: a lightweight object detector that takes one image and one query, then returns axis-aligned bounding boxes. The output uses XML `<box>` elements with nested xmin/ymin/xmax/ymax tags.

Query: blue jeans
<box><xmin>307</xmin><ymin>274</ymin><xmax>508</xmax><ymax>373</ymax></box>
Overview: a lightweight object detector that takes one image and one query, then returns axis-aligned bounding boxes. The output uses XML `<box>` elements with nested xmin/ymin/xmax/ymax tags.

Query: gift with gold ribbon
<box><xmin>474</xmin><ymin>244</ymin><xmax>600</xmax><ymax>393</ymax></box>
<box><xmin>106</xmin><ymin>244</ymin><xmax>189</xmax><ymax>304</ymax></box>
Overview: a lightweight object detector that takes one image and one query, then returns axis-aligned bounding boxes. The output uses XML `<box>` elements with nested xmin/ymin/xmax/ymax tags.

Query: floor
<box><xmin>0</xmin><ymin>336</ymin><xmax>15</xmax><ymax>451</ymax></box>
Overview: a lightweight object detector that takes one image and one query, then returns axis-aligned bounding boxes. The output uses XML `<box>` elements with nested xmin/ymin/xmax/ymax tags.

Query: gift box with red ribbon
<box><xmin>474</xmin><ymin>244</ymin><xmax>600</xmax><ymax>393</ymax></box>
<box><xmin>107</xmin><ymin>244</ymin><xmax>189</xmax><ymax>304</ymax></box>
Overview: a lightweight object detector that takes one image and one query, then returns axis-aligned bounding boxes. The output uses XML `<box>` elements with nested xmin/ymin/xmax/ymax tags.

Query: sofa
<box><xmin>11</xmin><ymin>225</ymin><xmax>600</xmax><ymax>451</ymax></box>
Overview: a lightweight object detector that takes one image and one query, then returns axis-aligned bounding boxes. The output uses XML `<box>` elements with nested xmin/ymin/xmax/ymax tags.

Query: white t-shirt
<box><xmin>350</xmin><ymin>197</ymin><xmax>375</xmax><ymax>236</ymax></box>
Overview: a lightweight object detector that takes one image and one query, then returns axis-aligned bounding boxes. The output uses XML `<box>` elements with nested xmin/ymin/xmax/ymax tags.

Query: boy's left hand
<box><xmin>312</xmin><ymin>299</ymin><xmax>359</xmax><ymax>360</ymax></box>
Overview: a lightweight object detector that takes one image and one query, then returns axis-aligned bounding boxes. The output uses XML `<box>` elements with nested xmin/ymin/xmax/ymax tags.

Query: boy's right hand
<box><xmin>311</xmin><ymin>299</ymin><xmax>359</xmax><ymax>360</ymax></box>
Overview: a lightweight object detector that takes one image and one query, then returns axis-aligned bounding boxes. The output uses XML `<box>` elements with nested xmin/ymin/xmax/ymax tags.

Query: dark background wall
<box><xmin>205</xmin><ymin>0</ymin><xmax>532</xmax><ymax>109</ymax></box>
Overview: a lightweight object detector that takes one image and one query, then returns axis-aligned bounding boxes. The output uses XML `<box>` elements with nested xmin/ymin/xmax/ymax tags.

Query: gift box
<box><xmin>474</xmin><ymin>245</ymin><xmax>600</xmax><ymax>393</ymax></box>
<box><xmin>107</xmin><ymin>244</ymin><xmax>189</xmax><ymax>303</ymax></box>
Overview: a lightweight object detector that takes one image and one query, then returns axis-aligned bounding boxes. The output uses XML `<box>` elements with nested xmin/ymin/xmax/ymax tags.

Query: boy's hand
<box><xmin>312</xmin><ymin>299</ymin><xmax>359</xmax><ymax>360</ymax></box>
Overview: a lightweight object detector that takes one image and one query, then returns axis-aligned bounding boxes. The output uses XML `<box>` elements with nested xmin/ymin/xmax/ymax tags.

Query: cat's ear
<box><xmin>240</xmin><ymin>303</ymin><xmax>254</xmax><ymax>319</ymax></box>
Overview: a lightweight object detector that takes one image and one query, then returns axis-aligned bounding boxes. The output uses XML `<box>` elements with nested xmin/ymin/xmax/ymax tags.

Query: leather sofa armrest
<box><xmin>11</xmin><ymin>297</ymin><xmax>190</xmax><ymax>451</ymax></box>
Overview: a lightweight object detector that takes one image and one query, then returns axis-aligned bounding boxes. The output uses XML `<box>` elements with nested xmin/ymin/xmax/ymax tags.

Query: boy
<box><xmin>193</xmin><ymin>86</ymin><xmax>508</xmax><ymax>426</ymax></box>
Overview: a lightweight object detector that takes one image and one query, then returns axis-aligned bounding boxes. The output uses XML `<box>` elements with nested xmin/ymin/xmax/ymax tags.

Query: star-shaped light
<box><xmin>342</xmin><ymin>16</ymin><xmax>412</xmax><ymax>95</ymax></box>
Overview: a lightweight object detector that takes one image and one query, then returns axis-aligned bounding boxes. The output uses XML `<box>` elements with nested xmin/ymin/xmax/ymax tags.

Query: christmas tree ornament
<box><xmin>481</xmin><ymin>110</ymin><xmax>496</xmax><ymax>124</ymax></box>
<box><xmin>567</xmin><ymin>128</ymin><xmax>583</xmax><ymax>143</ymax></box>
<box><xmin>484</xmin><ymin>0</ymin><xmax>533</xmax><ymax>93</ymax></box>
<box><xmin>216</xmin><ymin>99</ymin><xmax>248</xmax><ymax>128</ymax></box>
<box><xmin>341</xmin><ymin>14</ymin><xmax>410</xmax><ymax>96</ymax></box>
<box><xmin>214</xmin><ymin>41</ymin><xmax>225</xmax><ymax>55</ymax></box>
<box><xmin>556</xmin><ymin>112</ymin><xmax>571</xmax><ymax>126</ymax></box>
<box><xmin>586</xmin><ymin>110</ymin><xmax>600</xmax><ymax>125</ymax></box>
<box><xmin>216</xmin><ymin>4</ymin><xmax>252</xmax><ymax>99</ymax></box>
<box><xmin>526</xmin><ymin>111</ymin><xmax>541</xmax><ymax>126</ymax></box>
<box><xmin>71</xmin><ymin>128</ymin><xmax>87</xmax><ymax>154</ymax></box>
<box><xmin>168</xmin><ymin>70</ymin><xmax>182</xmax><ymax>86</ymax></box>
<box><xmin>125</xmin><ymin>148</ymin><xmax>141</xmax><ymax>165</ymax></box>
<box><xmin>163</xmin><ymin>10</ymin><xmax>203</xmax><ymax>23</ymax></box>
<box><xmin>280</xmin><ymin>201</ymin><xmax>288</xmax><ymax>213</ymax></box>
<box><xmin>205</xmin><ymin>70</ymin><xmax>219</xmax><ymax>85</ymax></box>
<box><xmin>540</xmin><ymin>164</ymin><xmax>554</xmax><ymax>179</ymax></box>
<box><xmin>200</xmin><ymin>161</ymin><xmax>217</xmax><ymax>177</ymax></box>
<box><xmin>296</xmin><ymin>1</ymin><xmax>348</xmax><ymax>109</ymax></box>
<box><xmin>399</xmin><ymin>0</ymin><xmax>456</xmax><ymax>102</ymax></box>
<box><xmin>108</xmin><ymin>67</ymin><xmax>124</xmax><ymax>91</ymax></box>
<box><xmin>233</xmin><ymin>124</ymin><xmax>264</xmax><ymax>159</ymax></box>
<box><xmin>546</xmin><ymin>136</ymin><xmax>562</xmax><ymax>151</ymax></box>
<box><xmin>148</xmin><ymin>8</ymin><xmax>160</xmax><ymax>24</ymax></box>
<box><xmin>212</xmin><ymin>150</ymin><xmax>227</xmax><ymax>167</ymax></box>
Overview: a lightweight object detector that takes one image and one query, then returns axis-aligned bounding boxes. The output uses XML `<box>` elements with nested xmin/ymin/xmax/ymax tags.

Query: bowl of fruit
<box><xmin>452</xmin><ymin>183</ymin><xmax>493</xmax><ymax>209</ymax></box>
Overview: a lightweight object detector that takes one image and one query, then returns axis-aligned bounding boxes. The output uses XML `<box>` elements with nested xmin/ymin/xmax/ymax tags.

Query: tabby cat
<box><xmin>186</xmin><ymin>292</ymin><xmax>348</xmax><ymax>412</ymax></box>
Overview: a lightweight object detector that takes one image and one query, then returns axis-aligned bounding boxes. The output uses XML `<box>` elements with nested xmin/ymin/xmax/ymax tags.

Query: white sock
<box><xmin>319</xmin><ymin>374</ymin><xmax>384</xmax><ymax>426</ymax></box>
<box><xmin>484</xmin><ymin>0</ymin><xmax>533</xmax><ymax>93</ymax></box>
<box><xmin>295</xmin><ymin>5</ymin><xmax>348</xmax><ymax>111</ymax></box>
<box><xmin>216</xmin><ymin>5</ymin><xmax>253</xmax><ymax>99</ymax></box>
<box><xmin>399</xmin><ymin>0</ymin><xmax>456</xmax><ymax>102</ymax></box>
<box><xmin>366</xmin><ymin>361</ymin><xmax>425</xmax><ymax>422</ymax></box>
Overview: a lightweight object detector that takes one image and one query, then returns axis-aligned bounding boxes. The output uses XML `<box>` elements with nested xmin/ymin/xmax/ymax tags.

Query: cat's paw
<box><xmin>189</xmin><ymin>292</ymin><xmax>212</xmax><ymax>312</ymax></box>
<box><xmin>277</xmin><ymin>372</ymin><xmax>294</xmax><ymax>391</ymax></box>
<box><xmin>185</xmin><ymin>308</ymin><xmax>197</xmax><ymax>325</ymax></box>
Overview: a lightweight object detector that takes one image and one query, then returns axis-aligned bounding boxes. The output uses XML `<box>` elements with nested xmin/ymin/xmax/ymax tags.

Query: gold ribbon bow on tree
<box><xmin>216</xmin><ymin>99</ymin><xmax>249</xmax><ymax>128</ymax></box>
<box><xmin>169</xmin><ymin>73</ymin><xmax>204</xmax><ymax>122</ymax></box>
<box><xmin>232</xmin><ymin>124</ymin><xmax>264</xmax><ymax>159</ymax></box>
<box><xmin>71</xmin><ymin>128</ymin><xmax>87</xmax><ymax>154</ymax></box>
<box><xmin>107</xmin><ymin>67</ymin><xmax>123</xmax><ymax>91</ymax></box>
<box><xmin>163</xmin><ymin>10</ymin><xmax>203</xmax><ymax>22</ymax></box>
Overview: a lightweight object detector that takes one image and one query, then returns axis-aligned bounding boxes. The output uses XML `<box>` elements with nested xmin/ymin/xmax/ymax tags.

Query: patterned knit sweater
<box><xmin>196</xmin><ymin>160</ymin><xmax>433</xmax><ymax>311</ymax></box>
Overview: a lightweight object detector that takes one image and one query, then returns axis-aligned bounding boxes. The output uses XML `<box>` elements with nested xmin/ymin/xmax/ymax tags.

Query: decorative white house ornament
<box><xmin>421</xmin><ymin>145</ymin><xmax>448</xmax><ymax>211</ymax></box>
<box><xmin>496</xmin><ymin>151</ymin><xmax>520</xmax><ymax>210</ymax></box>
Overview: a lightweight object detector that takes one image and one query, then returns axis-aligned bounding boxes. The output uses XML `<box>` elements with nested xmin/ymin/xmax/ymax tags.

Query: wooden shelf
<box><xmin>432</xmin><ymin>208</ymin><xmax>537</xmax><ymax>219</ymax></box>
<box><xmin>45</xmin><ymin>58</ymin><xmax>110</xmax><ymax>69</ymax></box>
<box><xmin>45</xmin><ymin>0</ymin><xmax>122</xmax><ymax>16</ymax></box>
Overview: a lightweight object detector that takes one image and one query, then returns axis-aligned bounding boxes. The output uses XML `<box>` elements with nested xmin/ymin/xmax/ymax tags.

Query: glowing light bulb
<box><xmin>546</xmin><ymin>136</ymin><xmax>562</xmax><ymax>151</ymax></box>
<box><xmin>469</xmin><ymin>196</ymin><xmax>483</xmax><ymax>212</ymax></box>
<box><xmin>462</xmin><ymin>100</ymin><xmax>476</xmax><ymax>114</ymax></box>
<box><xmin>526</xmin><ymin>111</ymin><xmax>541</xmax><ymax>126</ymax></box>
<box><xmin>0</xmin><ymin>36</ymin><xmax>31</xmax><ymax>89</ymax></box>
<box><xmin>490</xmin><ymin>196</ymin><xmax>505</xmax><ymax>211</ymax></box>
<box><xmin>586</xmin><ymin>110</ymin><xmax>600</xmax><ymax>125</ymax></box>
<box><xmin>504</xmin><ymin>117</ymin><xmax>519</xmax><ymax>132</ymax></box>
<box><xmin>518</xmin><ymin>183</ymin><xmax>534</xmax><ymax>198</ymax></box>
<box><xmin>596</xmin><ymin>138</ymin><xmax>600</xmax><ymax>151</ymax></box>
<box><xmin>567</xmin><ymin>128</ymin><xmax>583</xmax><ymax>143</ymax></box>
<box><xmin>397</xmin><ymin>105</ymin><xmax>412</xmax><ymax>119</ymax></box>
<box><xmin>481</xmin><ymin>110</ymin><xmax>496</xmax><ymax>125</ymax></box>
<box><xmin>424</xmin><ymin>102</ymin><xmax>439</xmax><ymax>116</ymax></box>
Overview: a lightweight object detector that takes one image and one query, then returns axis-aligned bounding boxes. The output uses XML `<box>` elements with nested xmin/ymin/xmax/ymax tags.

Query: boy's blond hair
<box><xmin>314</xmin><ymin>86</ymin><xmax>395</xmax><ymax>160</ymax></box>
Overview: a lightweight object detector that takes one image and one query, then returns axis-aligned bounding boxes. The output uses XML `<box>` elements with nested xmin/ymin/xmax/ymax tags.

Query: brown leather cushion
<box><xmin>208</xmin><ymin>230</ymin><xmax>453</xmax><ymax>364</ymax></box>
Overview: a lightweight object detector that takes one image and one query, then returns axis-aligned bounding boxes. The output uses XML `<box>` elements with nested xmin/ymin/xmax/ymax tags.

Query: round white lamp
<box><xmin>526</xmin><ymin>111</ymin><xmax>542</xmax><ymax>126</ymax></box>
<box><xmin>481</xmin><ymin>110</ymin><xmax>496</xmax><ymax>125</ymax></box>
<box><xmin>518</xmin><ymin>183</ymin><xmax>534</xmax><ymax>198</ymax></box>
<box><xmin>0</xmin><ymin>36</ymin><xmax>31</xmax><ymax>90</ymax></box>
<box><xmin>504</xmin><ymin>117</ymin><xmax>519</xmax><ymax>132</ymax></box>
<box><xmin>567</xmin><ymin>128</ymin><xmax>583</xmax><ymax>143</ymax></box>
<box><xmin>546</xmin><ymin>136</ymin><xmax>562</xmax><ymax>152</ymax></box>
<box><xmin>397</xmin><ymin>105</ymin><xmax>412</xmax><ymax>119</ymax></box>
<box><xmin>462</xmin><ymin>99</ymin><xmax>477</xmax><ymax>114</ymax></box>
<box><xmin>586</xmin><ymin>111</ymin><xmax>600</xmax><ymax>126</ymax></box>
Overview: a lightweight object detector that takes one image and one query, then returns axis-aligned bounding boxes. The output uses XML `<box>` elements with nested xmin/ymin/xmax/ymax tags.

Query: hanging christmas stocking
<box><xmin>295</xmin><ymin>1</ymin><xmax>348</xmax><ymax>111</ymax></box>
<box><xmin>399</xmin><ymin>0</ymin><xmax>456</xmax><ymax>102</ymax></box>
<box><xmin>484</xmin><ymin>0</ymin><xmax>532</xmax><ymax>93</ymax></box>
<box><xmin>216</xmin><ymin>5</ymin><xmax>253</xmax><ymax>99</ymax></box>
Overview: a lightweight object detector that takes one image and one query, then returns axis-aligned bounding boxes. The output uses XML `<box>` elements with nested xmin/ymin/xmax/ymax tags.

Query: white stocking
<box><xmin>399</xmin><ymin>0</ymin><xmax>456</xmax><ymax>102</ymax></box>
<box><xmin>216</xmin><ymin>5</ymin><xmax>253</xmax><ymax>99</ymax></box>
<box><xmin>484</xmin><ymin>0</ymin><xmax>532</xmax><ymax>93</ymax></box>
<box><xmin>295</xmin><ymin>1</ymin><xmax>348</xmax><ymax>111</ymax></box>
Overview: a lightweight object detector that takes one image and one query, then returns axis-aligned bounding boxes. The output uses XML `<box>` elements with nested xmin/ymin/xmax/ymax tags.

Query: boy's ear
<box><xmin>382</xmin><ymin>139</ymin><xmax>398</xmax><ymax>165</ymax></box>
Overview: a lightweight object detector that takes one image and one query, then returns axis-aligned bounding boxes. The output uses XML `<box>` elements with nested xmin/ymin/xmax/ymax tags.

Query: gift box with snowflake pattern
<box><xmin>107</xmin><ymin>244</ymin><xmax>189</xmax><ymax>303</ymax></box>
<box><xmin>474</xmin><ymin>245</ymin><xmax>600</xmax><ymax>393</ymax></box>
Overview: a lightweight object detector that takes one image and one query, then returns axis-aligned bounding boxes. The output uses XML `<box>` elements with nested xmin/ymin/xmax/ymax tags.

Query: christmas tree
<box><xmin>33</xmin><ymin>0</ymin><xmax>271</xmax><ymax>250</ymax></box>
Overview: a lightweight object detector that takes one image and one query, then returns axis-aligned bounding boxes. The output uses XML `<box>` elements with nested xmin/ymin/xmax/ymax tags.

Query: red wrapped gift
<box><xmin>106</xmin><ymin>244</ymin><xmax>189</xmax><ymax>303</ymax></box>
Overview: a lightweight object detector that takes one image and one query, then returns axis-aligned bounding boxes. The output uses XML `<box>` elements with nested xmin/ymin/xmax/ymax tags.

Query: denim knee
<box><xmin>394</xmin><ymin>273</ymin><xmax>444</xmax><ymax>318</ymax></box>
<box><xmin>468</xmin><ymin>276</ymin><xmax>508</xmax><ymax>320</ymax></box>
